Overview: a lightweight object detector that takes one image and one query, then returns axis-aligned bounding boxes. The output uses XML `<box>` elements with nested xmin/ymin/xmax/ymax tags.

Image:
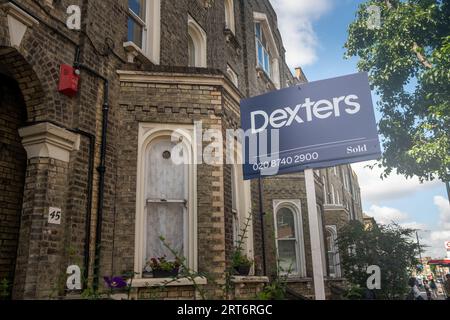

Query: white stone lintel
<box><xmin>19</xmin><ymin>122</ymin><xmax>80</xmax><ymax>162</ymax></box>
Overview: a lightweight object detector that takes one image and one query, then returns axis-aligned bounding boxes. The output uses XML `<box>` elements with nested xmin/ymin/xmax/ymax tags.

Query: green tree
<box><xmin>337</xmin><ymin>221</ymin><xmax>422</xmax><ymax>300</ymax></box>
<box><xmin>345</xmin><ymin>0</ymin><xmax>450</xmax><ymax>183</ymax></box>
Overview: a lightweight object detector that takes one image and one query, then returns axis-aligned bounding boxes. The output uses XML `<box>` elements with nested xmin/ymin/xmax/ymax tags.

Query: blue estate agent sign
<box><xmin>240</xmin><ymin>72</ymin><xmax>382</xmax><ymax>180</ymax></box>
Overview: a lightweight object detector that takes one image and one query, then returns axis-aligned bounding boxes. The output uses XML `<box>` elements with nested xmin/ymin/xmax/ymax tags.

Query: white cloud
<box><xmin>434</xmin><ymin>196</ymin><xmax>450</xmax><ymax>230</ymax></box>
<box><xmin>364</xmin><ymin>197</ymin><xmax>450</xmax><ymax>258</ymax></box>
<box><xmin>352</xmin><ymin>161</ymin><xmax>441</xmax><ymax>203</ymax></box>
<box><xmin>366</xmin><ymin>205</ymin><xmax>409</xmax><ymax>225</ymax></box>
<box><xmin>270</xmin><ymin>0</ymin><xmax>333</xmax><ymax>67</ymax></box>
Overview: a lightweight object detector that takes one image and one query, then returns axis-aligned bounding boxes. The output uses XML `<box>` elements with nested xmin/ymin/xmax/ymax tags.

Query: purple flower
<box><xmin>103</xmin><ymin>276</ymin><xmax>127</xmax><ymax>289</ymax></box>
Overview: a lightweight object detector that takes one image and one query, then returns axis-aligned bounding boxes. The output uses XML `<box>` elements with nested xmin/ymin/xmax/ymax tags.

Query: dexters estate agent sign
<box><xmin>240</xmin><ymin>72</ymin><xmax>381</xmax><ymax>180</ymax></box>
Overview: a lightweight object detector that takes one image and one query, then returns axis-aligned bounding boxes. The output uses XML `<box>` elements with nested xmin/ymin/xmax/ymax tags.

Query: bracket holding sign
<box><xmin>48</xmin><ymin>207</ymin><xmax>62</xmax><ymax>225</ymax></box>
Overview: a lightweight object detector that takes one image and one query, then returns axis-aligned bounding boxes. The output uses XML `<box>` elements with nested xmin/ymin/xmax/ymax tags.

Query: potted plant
<box><xmin>231</xmin><ymin>250</ymin><xmax>253</xmax><ymax>276</ymax></box>
<box><xmin>147</xmin><ymin>256</ymin><xmax>181</xmax><ymax>278</ymax></box>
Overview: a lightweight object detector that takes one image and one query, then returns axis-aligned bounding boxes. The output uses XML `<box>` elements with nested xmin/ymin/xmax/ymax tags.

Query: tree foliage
<box><xmin>337</xmin><ymin>221</ymin><xmax>422</xmax><ymax>300</ymax></box>
<box><xmin>345</xmin><ymin>0</ymin><xmax>450</xmax><ymax>182</ymax></box>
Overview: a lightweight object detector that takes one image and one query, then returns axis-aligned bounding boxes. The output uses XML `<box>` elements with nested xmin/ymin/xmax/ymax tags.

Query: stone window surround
<box><xmin>230</xmin><ymin>152</ymin><xmax>254</xmax><ymax>268</ymax></box>
<box><xmin>124</xmin><ymin>0</ymin><xmax>161</xmax><ymax>65</ymax></box>
<box><xmin>325</xmin><ymin>225</ymin><xmax>342</xmax><ymax>278</ymax></box>
<box><xmin>224</xmin><ymin>0</ymin><xmax>236</xmax><ymax>34</ymax></box>
<box><xmin>226</xmin><ymin>64</ymin><xmax>239</xmax><ymax>88</ymax></box>
<box><xmin>188</xmin><ymin>15</ymin><xmax>207</xmax><ymax>68</ymax></box>
<box><xmin>18</xmin><ymin>122</ymin><xmax>80</xmax><ymax>162</ymax></box>
<box><xmin>134</xmin><ymin>123</ymin><xmax>198</xmax><ymax>280</ymax></box>
<box><xmin>273</xmin><ymin>199</ymin><xmax>307</xmax><ymax>278</ymax></box>
<box><xmin>253</xmin><ymin>11</ymin><xmax>280</xmax><ymax>89</ymax></box>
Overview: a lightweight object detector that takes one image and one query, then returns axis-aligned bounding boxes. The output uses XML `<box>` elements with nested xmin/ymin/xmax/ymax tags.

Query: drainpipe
<box><xmin>74</xmin><ymin>47</ymin><xmax>110</xmax><ymax>292</ymax></box>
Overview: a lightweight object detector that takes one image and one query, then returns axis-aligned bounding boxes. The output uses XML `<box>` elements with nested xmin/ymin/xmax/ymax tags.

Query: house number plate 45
<box><xmin>48</xmin><ymin>207</ymin><xmax>62</xmax><ymax>225</ymax></box>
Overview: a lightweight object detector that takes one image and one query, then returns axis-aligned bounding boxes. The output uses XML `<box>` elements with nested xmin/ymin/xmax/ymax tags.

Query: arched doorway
<box><xmin>0</xmin><ymin>73</ymin><xmax>27</xmax><ymax>299</ymax></box>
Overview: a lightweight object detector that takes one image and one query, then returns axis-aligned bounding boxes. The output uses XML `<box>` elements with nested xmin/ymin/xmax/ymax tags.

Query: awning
<box><xmin>428</xmin><ymin>259</ymin><xmax>450</xmax><ymax>266</ymax></box>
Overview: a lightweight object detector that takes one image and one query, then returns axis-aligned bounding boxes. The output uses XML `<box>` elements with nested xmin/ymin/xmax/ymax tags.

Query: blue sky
<box><xmin>270</xmin><ymin>0</ymin><xmax>450</xmax><ymax>258</ymax></box>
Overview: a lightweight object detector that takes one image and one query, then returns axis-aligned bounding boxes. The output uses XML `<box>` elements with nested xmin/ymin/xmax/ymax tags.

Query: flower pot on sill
<box><xmin>234</xmin><ymin>265</ymin><xmax>251</xmax><ymax>276</ymax></box>
<box><xmin>152</xmin><ymin>268</ymin><xmax>179</xmax><ymax>279</ymax></box>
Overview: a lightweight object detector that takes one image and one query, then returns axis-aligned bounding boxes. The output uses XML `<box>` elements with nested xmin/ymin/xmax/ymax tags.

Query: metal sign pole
<box><xmin>305</xmin><ymin>169</ymin><xmax>326</xmax><ymax>300</ymax></box>
<box><xmin>258</xmin><ymin>177</ymin><xmax>267</xmax><ymax>276</ymax></box>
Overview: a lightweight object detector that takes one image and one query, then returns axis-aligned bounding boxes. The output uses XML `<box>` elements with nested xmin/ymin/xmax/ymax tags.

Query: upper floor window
<box><xmin>188</xmin><ymin>15</ymin><xmax>207</xmax><ymax>68</ymax></box>
<box><xmin>255</xmin><ymin>22</ymin><xmax>271</xmax><ymax>76</ymax></box>
<box><xmin>253</xmin><ymin>12</ymin><xmax>280</xmax><ymax>89</ymax></box>
<box><xmin>128</xmin><ymin>0</ymin><xmax>146</xmax><ymax>48</ymax></box>
<box><xmin>125</xmin><ymin>0</ymin><xmax>161</xmax><ymax>64</ymax></box>
<box><xmin>224</xmin><ymin>0</ymin><xmax>235</xmax><ymax>34</ymax></box>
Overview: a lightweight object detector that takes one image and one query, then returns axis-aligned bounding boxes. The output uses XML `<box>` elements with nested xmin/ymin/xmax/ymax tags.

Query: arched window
<box><xmin>135</xmin><ymin>124</ymin><xmax>198</xmax><ymax>277</ymax></box>
<box><xmin>188</xmin><ymin>34</ymin><xmax>196</xmax><ymax>67</ymax></box>
<box><xmin>224</xmin><ymin>0</ymin><xmax>235</xmax><ymax>34</ymax></box>
<box><xmin>326</xmin><ymin>226</ymin><xmax>341</xmax><ymax>278</ymax></box>
<box><xmin>273</xmin><ymin>200</ymin><xmax>306</xmax><ymax>277</ymax></box>
<box><xmin>188</xmin><ymin>15</ymin><xmax>207</xmax><ymax>68</ymax></box>
<box><xmin>145</xmin><ymin>137</ymin><xmax>188</xmax><ymax>260</ymax></box>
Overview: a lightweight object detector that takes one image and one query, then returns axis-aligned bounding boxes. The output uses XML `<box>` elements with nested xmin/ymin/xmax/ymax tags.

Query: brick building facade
<box><xmin>0</xmin><ymin>0</ymin><xmax>364</xmax><ymax>300</ymax></box>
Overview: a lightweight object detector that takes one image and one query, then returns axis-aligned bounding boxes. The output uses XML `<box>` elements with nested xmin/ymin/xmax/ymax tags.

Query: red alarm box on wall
<box><xmin>58</xmin><ymin>64</ymin><xmax>79</xmax><ymax>97</ymax></box>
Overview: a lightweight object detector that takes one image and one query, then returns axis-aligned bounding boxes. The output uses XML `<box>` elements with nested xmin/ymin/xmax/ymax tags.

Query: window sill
<box><xmin>255</xmin><ymin>66</ymin><xmax>279</xmax><ymax>90</ymax></box>
<box><xmin>230</xmin><ymin>276</ymin><xmax>269</xmax><ymax>284</ymax></box>
<box><xmin>324</xmin><ymin>204</ymin><xmax>348</xmax><ymax>212</ymax></box>
<box><xmin>285</xmin><ymin>276</ymin><xmax>312</xmax><ymax>283</ymax></box>
<box><xmin>129</xmin><ymin>277</ymin><xmax>207</xmax><ymax>288</ymax></box>
<box><xmin>224</xmin><ymin>28</ymin><xmax>241</xmax><ymax>52</ymax></box>
<box><xmin>123</xmin><ymin>41</ymin><xmax>154</xmax><ymax>65</ymax></box>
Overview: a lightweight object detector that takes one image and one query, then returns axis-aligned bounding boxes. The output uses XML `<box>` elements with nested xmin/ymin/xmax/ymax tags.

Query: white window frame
<box><xmin>135</xmin><ymin>123</ymin><xmax>198</xmax><ymax>278</ymax></box>
<box><xmin>188</xmin><ymin>15</ymin><xmax>207</xmax><ymax>68</ymax></box>
<box><xmin>326</xmin><ymin>225</ymin><xmax>342</xmax><ymax>278</ymax></box>
<box><xmin>336</xmin><ymin>188</ymin><xmax>341</xmax><ymax>205</ymax></box>
<box><xmin>226</xmin><ymin>65</ymin><xmax>239</xmax><ymax>88</ymax></box>
<box><xmin>322</xmin><ymin>176</ymin><xmax>328</xmax><ymax>204</ymax></box>
<box><xmin>125</xmin><ymin>0</ymin><xmax>161</xmax><ymax>65</ymax></box>
<box><xmin>330</xmin><ymin>185</ymin><xmax>336</xmax><ymax>204</ymax></box>
<box><xmin>224</xmin><ymin>0</ymin><xmax>235</xmax><ymax>34</ymax></box>
<box><xmin>273</xmin><ymin>200</ymin><xmax>306</xmax><ymax>277</ymax></box>
<box><xmin>253</xmin><ymin>12</ymin><xmax>280</xmax><ymax>89</ymax></box>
